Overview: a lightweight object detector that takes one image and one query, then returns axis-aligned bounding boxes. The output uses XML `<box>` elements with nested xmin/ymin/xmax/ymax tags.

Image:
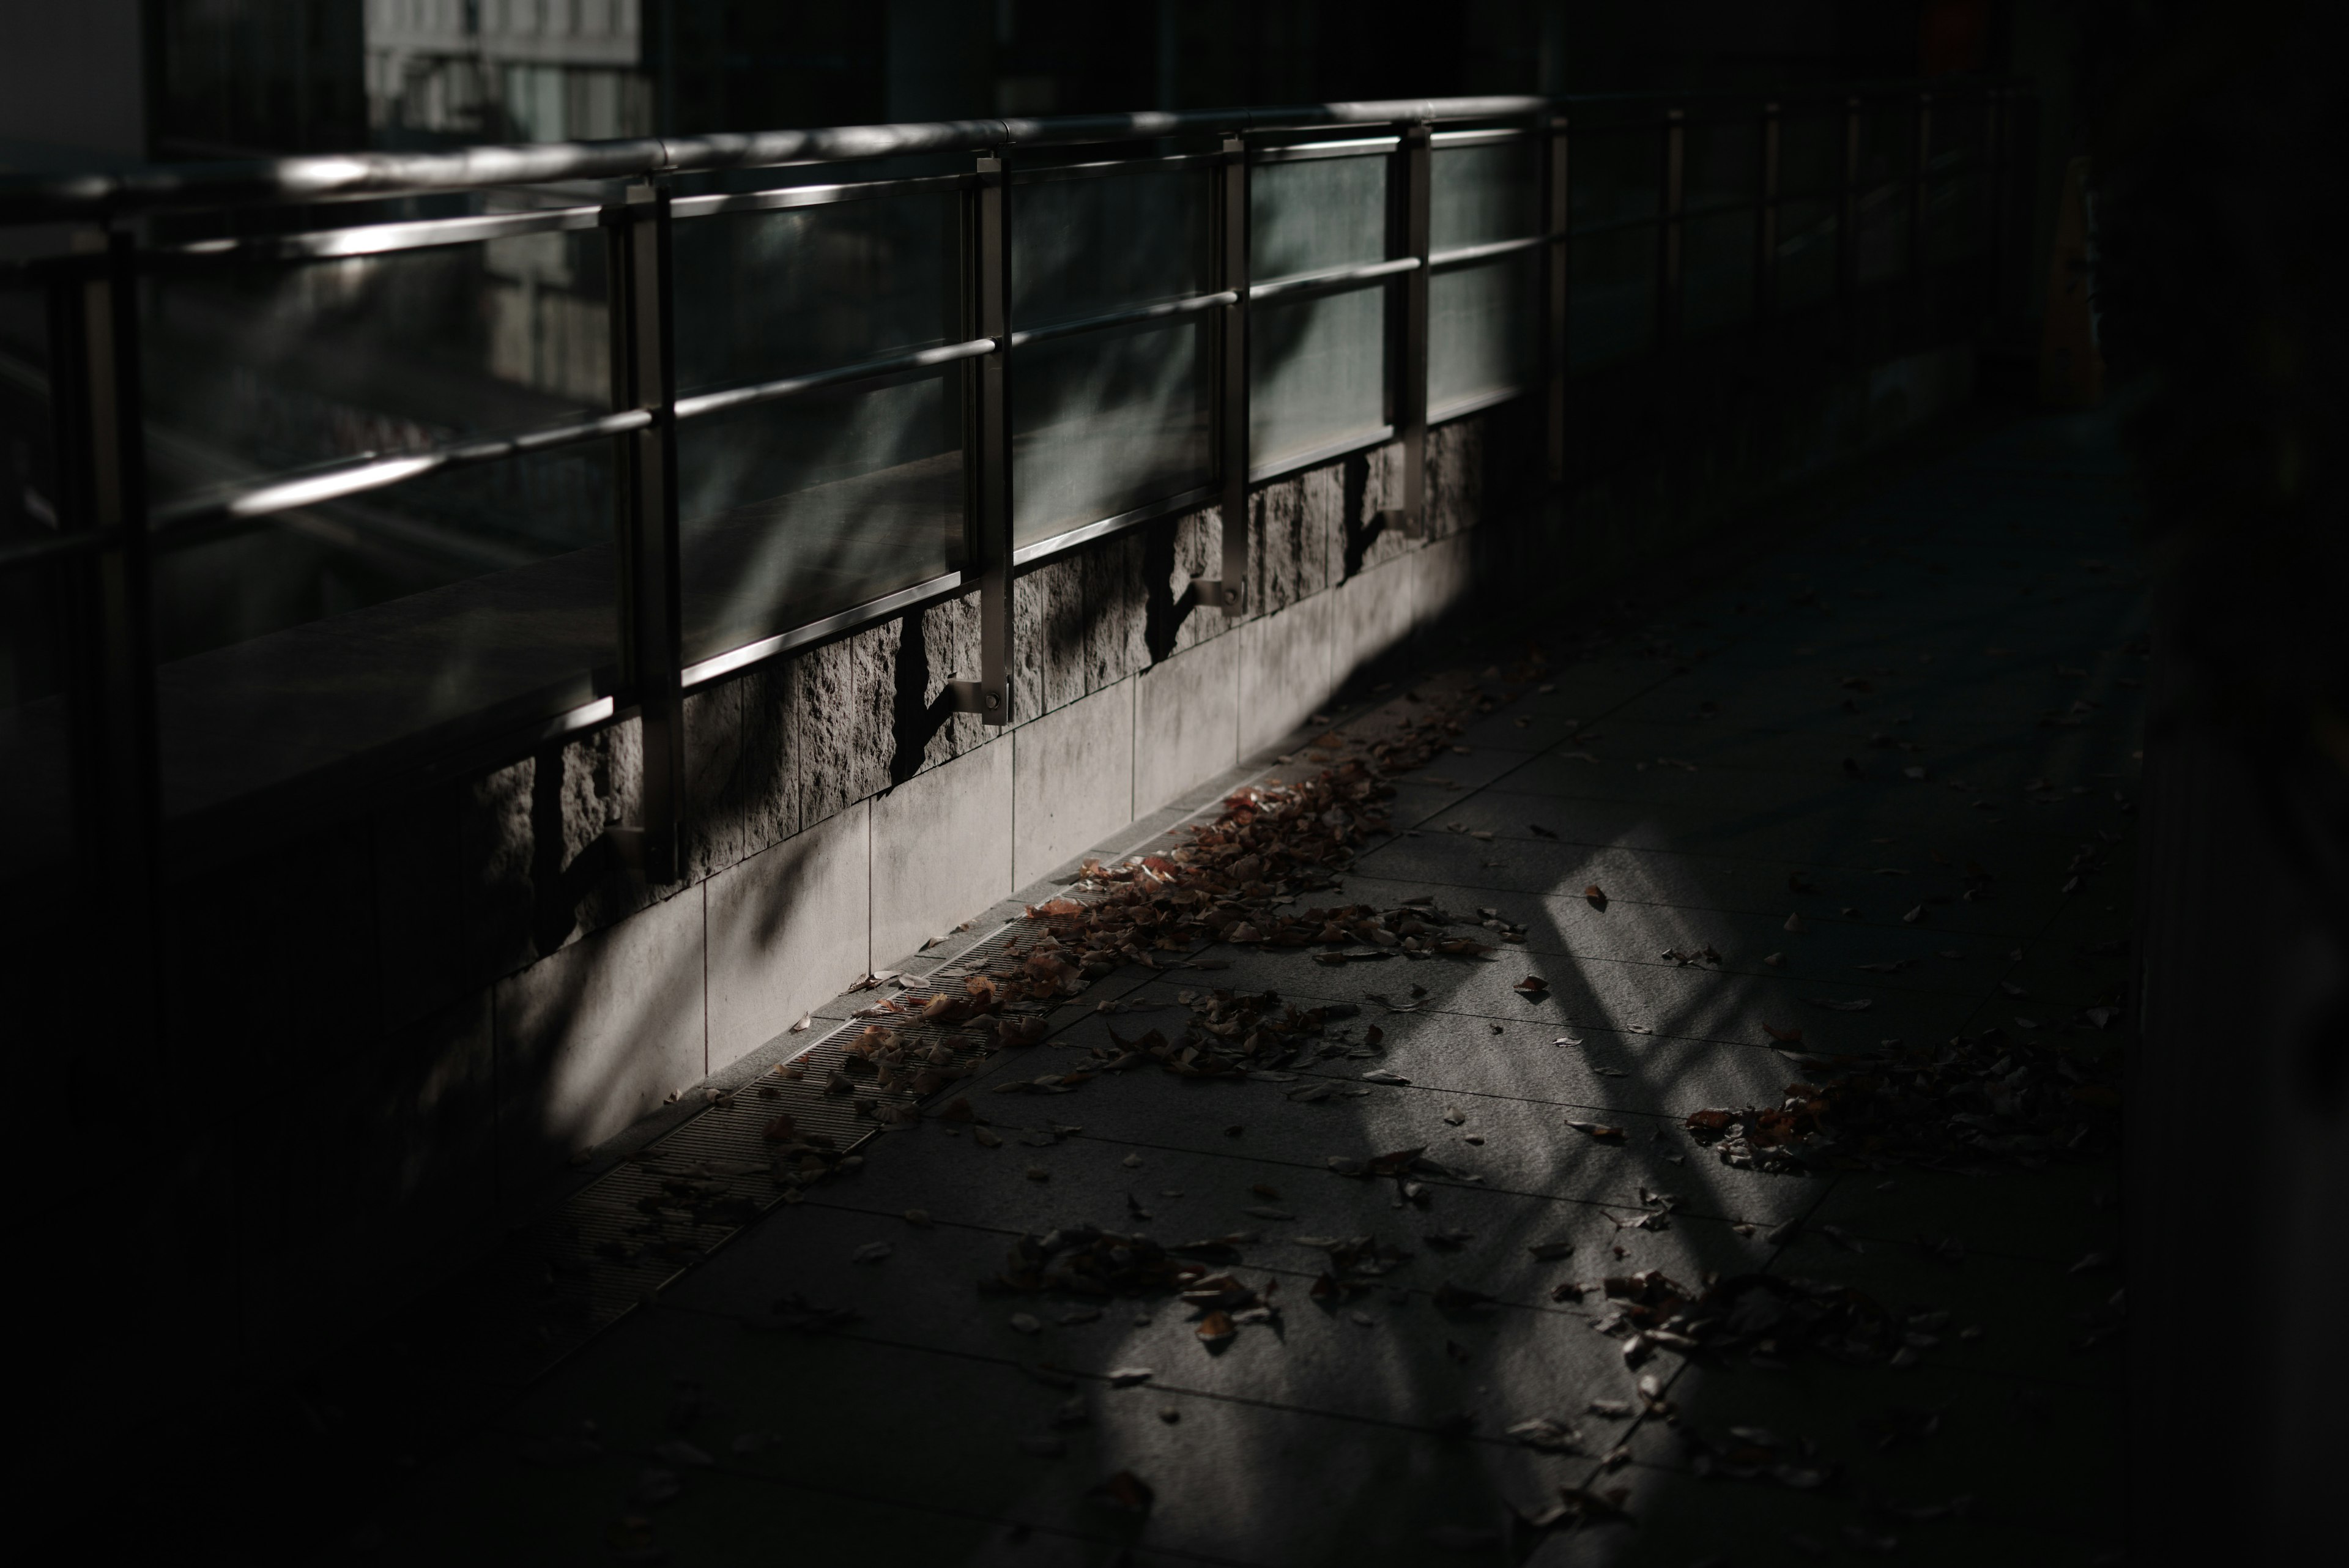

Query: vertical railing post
<box><xmin>1543</xmin><ymin>111</ymin><xmax>1570</xmax><ymax>487</ymax></box>
<box><xmin>951</xmin><ymin>151</ymin><xmax>1014</xmax><ymax>724</ymax></box>
<box><xmin>1193</xmin><ymin>131</ymin><xmax>1250</xmax><ymax>613</ymax></box>
<box><xmin>55</xmin><ymin>227</ymin><xmax>160</xmax><ymax>1068</ymax></box>
<box><xmin>1837</xmin><ymin>95</ymin><xmax>1863</xmax><ymax>339</ymax></box>
<box><xmin>1757</xmin><ymin>100</ymin><xmax>1781</xmax><ymax>321</ymax></box>
<box><xmin>1657</xmin><ymin>107</ymin><xmax>1685</xmax><ymax>347</ymax></box>
<box><xmin>615</xmin><ymin>179</ymin><xmax>685</xmax><ymax>880</ymax></box>
<box><xmin>1389</xmin><ymin>117</ymin><xmax>1431</xmax><ymax>538</ymax></box>
<box><xmin>1910</xmin><ymin>89</ymin><xmax>1934</xmax><ymax>336</ymax></box>
<box><xmin>1985</xmin><ymin>87</ymin><xmax>2011</xmax><ymax>324</ymax></box>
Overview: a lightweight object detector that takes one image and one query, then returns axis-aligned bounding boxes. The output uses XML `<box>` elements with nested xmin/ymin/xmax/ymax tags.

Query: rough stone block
<box><xmin>791</xmin><ymin>621</ymin><xmax>898</xmax><ymax>828</ymax></box>
<box><xmin>1297</xmin><ymin>459</ymin><xmax>1346</xmax><ymax>595</ymax></box>
<box><xmin>1238</xmin><ymin>589</ymin><xmax>1338</xmax><ymax>758</ymax></box>
<box><xmin>1012</xmin><ymin>678</ymin><xmax>1135</xmax><ymax>888</ymax></box>
<box><xmin>1012</xmin><ymin>555</ymin><xmax>1089</xmax><ymax>719</ymax></box>
<box><xmin>705</xmin><ymin>803</ymin><xmax>870</xmax><ymax>1074</ymax></box>
<box><xmin>869</xmin><ymin>737</ymin><xmax>1013</xmax><ymax>968</ymax></box>
<box><xmin>1247</xmin><ymin>475</ymin><xmax>1307</xmax><ymax>617</ymax></box>
<box><xmin>1340</xmin><ymin>441</ymin><xmax>1413</xmax><ymax>576</ymax></box>
<box><xmin>1151</xmin><ymin>503</ymin><xmax>1229</xmax><ymax>660</ymax></box>
<box><xmin>1081</xmin><ymin>532</ymin><xmax>1149</xmax><ymax>692</ymax></box>
<box><xmin>494</xmin><ymin>883</ymin><xmax>705</xmax><ymax>1214</ymax></box>
<box><xmin>462</xmin><ymin>755</ymin><xmax>536</xmax><ymax>982</ymax></box>
<box><xmin>1133</xmin><ymin>633</ymin><xmax>1241</xmax><ymax>817</ymax></box>
<box><xmin>1425</xmin><ymin>414</ymin><xmax>1485</xmax><ymax>540</ymax></box>
<box><xmin>1332</xmin><ymin>552</ymin><xmax>1417</xmax><ymax>689</ymax></box>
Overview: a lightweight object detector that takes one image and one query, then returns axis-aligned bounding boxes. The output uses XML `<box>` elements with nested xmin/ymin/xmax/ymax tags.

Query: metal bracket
<box><xmin>946</xmin><ymin>678</ymin><xmax>1003</xmax><ymax>716</ymax></box>
<box><xmin>1374</xmin><ymin>506</ymin><xmax>1423</xmax><ymax>541</ymax></box>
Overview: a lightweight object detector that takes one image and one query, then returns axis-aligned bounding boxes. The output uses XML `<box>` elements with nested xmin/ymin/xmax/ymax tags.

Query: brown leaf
<box><xmin>1515</xmin><ymin>975</ymin><xmax>1551</xmax><ymax>995</ymax></box>
<box><xmin>1762</xmin><ymin>1024</ymin><xmax>1805</xmax><ymax>1044</ymax></box>
<box><xmin>760</xmin><ymin>1114</ymin><xmax>799</xmax><ymax>1143</ymax></box>
<box><xmin>1088</xmin><ymin>1470</ymin><xmax>1156</xmax><ymax>1513</ymax></box>
<box><xmin>1567</xmin><ymin>1120</ymin><xmax>1625</xmax><ymax>1142</ymax></box>
<box><xmin>998</xmin><ymin>1016</ymin><xmax>1049</xmax><ymax>1047</ymax></box>
<box><xmin>1583</xmin><ymin>885</ymin><xmax>1608</xmax><ymax>909</ymax></box>
<box><xmin>937</xmin><ymin>1096</ymin><xmax>976</xmax><ymax>1123</ymax></box>
<box><xmin>1195</xmin><ymin>1310</ymin><xmax>1236</xmax><ymax>1345</ymax></box>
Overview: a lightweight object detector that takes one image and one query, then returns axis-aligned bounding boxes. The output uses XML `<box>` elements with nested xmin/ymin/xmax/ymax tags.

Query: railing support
<box><xmin>1191</xmin><ymin>132</ymin><xmax>1250</xmax><ymax>614</ymax></box>
<box><xmin>1910</xmin><ymin>90</ymin><xmax>1934</xmax><ymax>333</ymax></box>
<box><xmin>1382</xmin><ymin>119</ymin><xmax>1431</xmax><ymax>540</ymax></box>
<box><xmin>949</xmin><ymin>151</ymin><xmax>1014</xmax><ymax>724</ymax></box>
<box><xmin>1757</xmin><ymin>101</ymin><xmax>1781</xmax><ymax>321</ymax></box>
<box><xmin>1542</xmin><ymin>113</ymin><xmax>1570</xmax><ymax>487</ymax></box>
<box><xmin>613</xmin><ymin>180</ymin><xmax>685</xmax><ymax>880</ymax></box>
<box><xmin>1836</xmin><ymin>95</ymin><xmax>1863</xmax><ymax>345</ymax></box>
<box><xmin>1657</xmin><ymin>108</ymin><xmax>1685</xmax><ymax>347</ymax></box>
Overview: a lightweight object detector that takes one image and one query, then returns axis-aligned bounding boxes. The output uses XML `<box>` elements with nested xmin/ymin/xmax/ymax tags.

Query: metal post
<box><xmin>1385</xmin><ymin>119</ymin><xmax>1431</xmax><ymax>540</ymax></box>
<box><xmin>1543</xmin><ymin>112</ymin><xmax>1569</xmax><ymax>486</ymax></box>
<box><xmin>1838</xmin><ymin>95</ymin><xmax>1862</xmax><ymax>335</ymax></box>
<box><xmin>615</xmin><ymin>180</ymin><xmax>685</xmax><ymax>880</ymax></box>
<box><xmin>1985</xmin><ymin>87</ymin><xmax>2011</xmax><ymax>323</ymax></box>
<box><xmin>949</xmin><ymin>151</ymin><xmax>1014</xmax><ymax>724</ymax></box>
<box><xmin>1757</xmin><ymin>100</ymin><xmax>1780</xmax><ymax>321</ymax></box>
<box><xmin>1910</xmin><ymin>90</ymin><xmax>1933</xmax><ymax>334</ymax></box>
<box><xmin>56</xmin><ymin>228</ymin><xmax>160</xmax><ymax>1069</ymax></box>
<box><xmin>1657</xmin><ymin>108</ymin><xmax>1685</xmax><ymax>347</ymax></box>
<box><xmin>1192</xmin><ymin>132</ymin><xmax>1249</xmax><ymax>614</ymax></box>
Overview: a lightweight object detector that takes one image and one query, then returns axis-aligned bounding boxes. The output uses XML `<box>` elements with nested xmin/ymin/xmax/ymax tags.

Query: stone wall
<box><xmin>17</xmin><ymin>338</ymin><xmax>1977</xmax><ymax>1426</ymax></box>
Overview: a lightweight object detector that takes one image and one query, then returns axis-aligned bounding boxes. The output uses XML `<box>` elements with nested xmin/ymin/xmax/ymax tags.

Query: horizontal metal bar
<box><xmin>150</xmin><ymin>407</ymin><xmax>653</xmax><ymax>540</ymax></box>
<box><xmin>1430</xmin><ymin>127</ymin><xmax>1531</xmax><ymax>149</ymax></box>
<box><xmin>678</xmin><ymin>570</ymin><xmax>965</xmax><ymax>689</ymax></box>
<box><xmin>1010</xmin><ymin>483</ymin><xmax>1220</xmax><ymax>570</ymax></box>
<box><xmin>146</xmin><ymin>204</ymin><xmax>605</xmax><ymax>266</ymax></box>
<box><xmin>1248</xmin><ymin>255</ymin><xmax>1419</xmax><ymax>302</ymax></box>
<box><xmin>1248</xmin><ymin>425</ymin><xmax>1396</xmax><ymax>486</ymax></box>
<box><xmin>0</xmin><ymin>526</ymin><xmax>115</xmax><ymax>572</ymax></box>
<box><xmin>1250</xmin><ymin>136</ymin><xmax>1401</xmax><ymax>165</ymax></box>
<box><xmin>1428</xmin><ymin>234</ymin><xmax>1544</xmax><ymax>270</ymax></box>
<box><xmin>670</xmin><ymin>170</ymin><xmax>977</xmax><ymax>220</ymax></box>
<box><xmin>1011</xmin><ymin>151</ymin><xmax>1220</xmax><ymax>185</ymax></box>
<box><xmin>1565</xmin><ymin>211</ymin><xmax>1667</xmax><ymax>240</ymax></box>
<box><xmin>672</xmin><ymin>336</ymin><xmax>996</xmax><ymax>422</ymax></box>
<box><xmin>1006</xmin><ymin>292</ymin><xmax>1234</xmax><ymax>349</ymax></box>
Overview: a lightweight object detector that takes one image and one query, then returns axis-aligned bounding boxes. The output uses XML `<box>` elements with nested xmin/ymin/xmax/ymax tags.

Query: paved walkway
<box><xmin>352</xmin><ymin>403</ymin><xmax>2139</xmax><ymax>1567</ymax></box>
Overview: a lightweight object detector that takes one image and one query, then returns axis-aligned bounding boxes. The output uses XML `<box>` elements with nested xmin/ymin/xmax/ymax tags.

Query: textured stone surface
<box><xmin>1153</xmin><ymin>502</ymin><xmax>1227</xmax><ymax>659</ymax></box>
<box><xmin>869</xmin><ymin>737</ymin><xmax>1012</xmax><ymax>968</ymax></box>
<box><xmin>1079</xmin><ymin>532</ymin><xmax>1149</xmax><ymax>692</ymax></box>
<box><xmin>1011</xmin><ymin>555</ymin><xmax>1088</xmax><ymax>719</ymax></box>
<box><xmin>1424</xmin><ymin>413</ymin><xmax>1484</xmax><ymax>540</ymax></box>
<box><xmin>789</xmin><ymin>622</ymin><xmax>897</xmax><ymax>829</ymax></box>
<box><xmin>1132</xmin><ymin>632</ymin><xmax>1241</xmax><ymax>817</ymax></box>
<box><xmin>1012</xmin><ymin>677</ymin><xmax>1135</xmax><ymax>888</ymax></box>
<box><xmin>1236</xmin><ymin>584</ymin><xmax>1338</xmax><ymax>758</ymax></box>
<box><xmin>1342</xmin><ymin>439</ymin><xmax>1412</xmax><ymax>576</ymax></box>
<box><xmin>683</xmin><ymin>667</ymin><xmax>798</xmax><ymax>883</ymax></box>
<box><xmin>883</xmin><ymin>589</ymin><xmax>987</xmax><ymax>787</ymax></box>
<box><xmin>493</xmin><ymin>883</ymin><xmax>705</xmax><ymax>1215</ymax></box>
<box><xmin>461</xmin><ymin>756</ymin><xmax>536</xmax><ymax>982</ymax></box>
<box><xmin>704</xmin><ymin>804</ymin><xmax>870</xmax><ymax>1074</ymax></box>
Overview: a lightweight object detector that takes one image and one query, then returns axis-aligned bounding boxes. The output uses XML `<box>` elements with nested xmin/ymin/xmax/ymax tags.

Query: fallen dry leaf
<box><xmin>1583</xmin><ymin>885</ymin><xmax>1608</xmax><ymax>909</ymax></box>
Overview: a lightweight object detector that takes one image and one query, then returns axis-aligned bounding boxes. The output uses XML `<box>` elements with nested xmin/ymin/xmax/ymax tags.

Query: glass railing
<box><xmin>0</xmin><ymin>84</ymin><xmax>2025</xmax><ymax>887</ymax></box>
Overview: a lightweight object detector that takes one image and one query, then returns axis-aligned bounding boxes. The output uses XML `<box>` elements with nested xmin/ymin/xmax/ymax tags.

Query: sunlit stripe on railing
<box><xmin>1250</xmin><ymin>136</ymin><xmax>1401</xmax><ymax>165</ymax></box>
<box><xmin>1004</xmin><ymin>292</ymin><xmax>1238</xmax><ymax>351</ymax></box>
<box><xmin>669</xmin><ymin>170</ymin><xmax>977</xmax><ymax>220</ymax></box>
<box><xmin>149</xmin><ymin>408</ymin><xmax>655</xmax><ymax>538</ymax></box>
<box><xmin>679</xmin><ymin>570</ymin><xmax>966</xmax><ymax>689</ymax></box>
<box><xmin>1246</xmin><ymin>255</ymin><xmax>1420</xmax><ymax>302</ymax></box>
<box><xmin>151</xmin><ymin>204</ymin><xmax>607</xmax><ymax>266</ymax></box>
<box><xmin>1427</xmin><ymin>234</ymin><xmax>1546</xmax><ymax>270</ymax></box>
<box><xmin>670</xmin><ymin>338</ymin><xmax>998</xmax><ymax>423</ymax></box>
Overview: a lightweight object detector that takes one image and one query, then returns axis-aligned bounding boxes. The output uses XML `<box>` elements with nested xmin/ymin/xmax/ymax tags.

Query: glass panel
<box><xmin>141</xmin><ymin>236</ymin><xmax>610</xmax><ymax>519</ymax></box>
<box><xmin>678</xmin><ymin>376</ymin><xmax>962</xmax><ymax>666</ymax></box>
<box><xmin>1012</xmin><ymin>166</ymin><xmax>1208</xmax><ymax>329</ymax></box>
<box><xmin>1777</xmin><ymin>114</ymin><xmax>1843</xmax><ymax>200</ymax></box>
<box><xmin>1568</xmin><ymin>226</ymin><xmax>1654</xmax><ymax>370</ymax></box>
<box><xmin>0</xmin><ymin>561</ymin><xmax>72</xmax><ymax>885</ymax></box>
<box><xmin>1011</xmin><ymin>318</ymin><xmax>1211</xmax><ymax>548</ymax></box>
<box><xmin>1775</xmin><ymin>198</ymin><xmax>1839</xmax><ymax>314</ymax></box>
<box><xmin>1251</xmin><ymin>284</ymin><xmax>1387</xmax><ymax>472</ymax></box>
<box><xmin>1681</xmin><ymin>210</ymin><xmax>1755</xmax><ymax>338</ymax></box>
<box><xmin>152</xmin><ymin>445</ymin><xmax>617</xmax><ymax>819</ymax></box>
<box><xmin>1431</xmin><ymin>139</ymin><xmax>1535</xmax><ymax>252</ymax></box>
<box><xmin>1251</xmin><ymin>152</ymin><xmax>1387</xmax><ymax>280</ymax></box>
<box><xmin>0</xmin><ymin>280</ymin><xmax>57</xmax><ymax>550</ymax></box>
<box><xmin>1684</xmin><ymin>118</ymin><xmax>1758</xmax><ymax>213</ymax></box>
<box><xmin>1924</xmin><ymin>102</ymin><xmax>1987</xmax><ymax>267</ymax></box>
<box><xmin>1429</xmin><ymin>255</ymin><xmax>1534</xmax><ymax>412</ymax></box>
<box><xmin>1856</xmin><ymin>104</ymin><xmax>1912</xmax><ymax>286</ymax></box>
<box><xmin>671</xmin><ymin>191</ymin><xmax>957</xmax><ymax>395</ymax></box>
<box><xmin>1568</xmin><ymin>127</ymin><xmax>1658</xmax><ymax>229</ymax></box>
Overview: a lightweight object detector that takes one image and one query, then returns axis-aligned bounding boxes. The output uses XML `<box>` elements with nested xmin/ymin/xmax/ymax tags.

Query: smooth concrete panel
<box><xmin>1237</xmin><ymin>587</ymin><xmax>1338</xmax><ymax>758</ymax></box>
<box><xmin>870</xmin><ymin>737</ymin><xmax>1014</xmax><ymax>967</ymax></box>
<box><xmin>1012</xmin><ymin>677</ymin><xmax>1136</xmax><ymax>887</ymax></box>
<box><xmin>493</xmin><ymin>884</ymin><xmax>707</xmax><ymax>1214</ymax></box>
<box><xmin>1415</xmin><ymin>529</ymin><xmax>1476</xmax><ymax>632</ymax></box>
<box><xmin>1133</xmin><ymin>634</ymin><xmax>1242</xmax><ymax>817</ymax></box>
<box><xmin>704</xmin><ymin>803</ymin><xmax>870</xmax><ymax>1074</ymax></box>
<box><xmin>1332</xmin><ymin>550</ymin><xmax>1417</xmax><ymax>687</ymax></box>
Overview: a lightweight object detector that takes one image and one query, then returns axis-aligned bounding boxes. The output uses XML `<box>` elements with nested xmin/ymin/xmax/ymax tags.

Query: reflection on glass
<box><xmin>152</xmin><ymin>446</ymin><xmax>618</xmax><ymax>819</ymax></box>
<box><xmin>1682</xmin><ymin>210</ymin><xmax>1755</xmax><ymax>338</ymax></box>
<box><xmin>1569</xmin><ymin>127</ymin><xmax>1658</xmax><ymax>229</ymax></box>
<box><xmin>1430</xmin><ymin>255</ymin><xmax>1534</xmax><ymax>413</ymax></box>
<box><xmin>141</xmin><ymin>235</ymin><xmax>611</xmax><ymax>520</ymax></box>
<box><xmin>1011</xmin><ymin>318</ymin><xmax>1210</xmax><ymax>547</ymax></box>
<box><xmin>1252</xmin><ymin>153</ymin><xmax>1387</xmax><ymax>280</ymax></box>
<box><xmin>1570</xmin><ymin>226</ymin><xmax>1655</xmax><ymax>369</ymax></box>
<box><xmin>1776</xmin><ymin>199</ymin><xmax>1838</xmax><ymax>313</ymax></box>
<box><xmin>671</xmin><ymin>193</ymin><xmax>955</xmax><ymax>395</ymax></box>
<box><xmin>1252</xmin><ymin>286</ymin><xmax>1387</xmax><ymax>472</ymax></box>
<box><xmin>1431</xmin><ymin>140</ymin><xmax>1534</xmax><ymax>251</ymax></box>
<box><xmin>679</xmin><ymin>376</ymin><xmax>962</xmax><ymax>665</ymax></box>
<box><xmin>1013</xmin><ymin>167</ymin><xmax>1208</xmax><ymax>327</ymax></box>
<box><xmin>0</xmin><ymin>561</ymin><xmax>70</xmax><ymax>884</ymax></box>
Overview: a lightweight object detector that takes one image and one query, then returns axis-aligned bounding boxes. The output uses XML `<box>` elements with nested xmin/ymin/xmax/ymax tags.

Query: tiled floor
<box><xmin>349</xmin><ymin>404</ymin><xmax>2139</xmax><ymax>1566</ymax></box>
